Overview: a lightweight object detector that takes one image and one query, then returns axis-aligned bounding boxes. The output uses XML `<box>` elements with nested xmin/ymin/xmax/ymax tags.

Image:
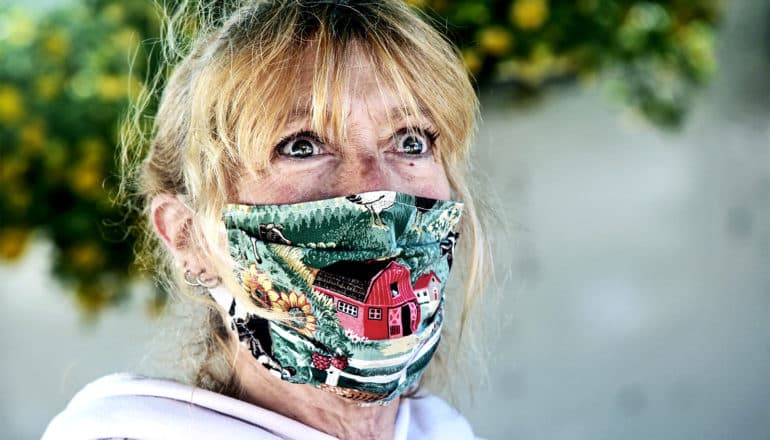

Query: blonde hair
<box><xmin>121</xmin><ymin>0</ymin><xmax>491</xmax><ymax>398</ymax></box>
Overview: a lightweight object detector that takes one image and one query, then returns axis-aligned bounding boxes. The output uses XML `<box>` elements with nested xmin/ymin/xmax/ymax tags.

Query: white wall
<box><xmin>457</xmin><ymin>1</ymin><xmax>770</xmax><ymax>438</ymax></box>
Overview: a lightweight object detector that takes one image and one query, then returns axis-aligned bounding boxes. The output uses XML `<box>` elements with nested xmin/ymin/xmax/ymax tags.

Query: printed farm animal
<box><xmin>250</xmin><ymin>223</ymin><xmax>291</xmax><ymax>263</ymax></box>
<box><xmin>411</xmin><ymin>196</ymin><xmax>438</xmax><ymax>234</ymax></box>
<box><xmin>346</xmin><ymin>191</ymin><xmax>396</xmax><ymax>228</ymax></box>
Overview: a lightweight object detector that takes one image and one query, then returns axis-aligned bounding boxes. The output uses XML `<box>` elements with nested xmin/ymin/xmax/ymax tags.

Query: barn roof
<box><xmin>313</xmin><ymin>260</ymin><xmax>391</xmax><ymax>302</ymax></box>
<box><xmin>414</xmin><ymin>271</ymin><xmax>440</xmax><ymax>290</ymax></box>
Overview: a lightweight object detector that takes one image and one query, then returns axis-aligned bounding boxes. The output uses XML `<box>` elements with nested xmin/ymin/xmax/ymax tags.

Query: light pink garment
<box><xmin>42</xmin><ymin>373</ymin><xmax>481</xmax><ymax>440</ymax></box>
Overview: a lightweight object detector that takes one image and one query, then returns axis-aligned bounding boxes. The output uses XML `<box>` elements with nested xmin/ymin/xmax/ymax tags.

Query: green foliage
<box><xmin>414</xmin><ymin>0</ymin><xmax>721</xmax><ymax>127</ymax></box>
<box><xmin>0</xmin><ymin>0</ymin><xmax>723</xmax><ymax>314</ymax></box>
<box><xmin>0</xmin><ymin>1</ymin><xmax>164</xmax><ymax>314</ymax></box>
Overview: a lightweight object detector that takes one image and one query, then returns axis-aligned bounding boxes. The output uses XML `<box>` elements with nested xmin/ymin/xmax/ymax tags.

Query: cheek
<box><xmin>394</xmin><ymin>160</ymin><xmax>451</xmax><ymax>200</ymax></box>
<box><xmin>236</xmin><ymin>159</ymin><xmax>452</xmax><ymax>204</ymax></box>
<box><xmin>235</xmin><ymin>167</ymin><xmax>325</xmax><ymax>204</ymax></box>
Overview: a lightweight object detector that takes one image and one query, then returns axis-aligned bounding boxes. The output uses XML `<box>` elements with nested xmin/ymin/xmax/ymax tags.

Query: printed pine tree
<box><xmin>269</xmin><ymin>243</ymin><xmax>316</xmax><ymax>290</ymax></box>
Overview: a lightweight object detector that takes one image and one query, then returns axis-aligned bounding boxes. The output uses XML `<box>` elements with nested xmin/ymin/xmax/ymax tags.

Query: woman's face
<box><xmin>235</xmin><ymin>51</ymin><xmax>451</xmax><ymax>205</ymax></box>
<box><xmin>150</xmin><ymin>49</ymin><xmax>452</xmax><ymax>281</ymax></box>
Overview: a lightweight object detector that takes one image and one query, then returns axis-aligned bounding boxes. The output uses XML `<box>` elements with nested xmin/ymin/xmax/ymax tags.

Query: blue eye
<box><xmin>400</xmin><ymin>134</ymin><xmax>425</xmax><ymax>154</ymax></box>
<box><xmin>276</xmin><ymin>132</ymin><xmax>324</xmax><ymax>158</ymax></box>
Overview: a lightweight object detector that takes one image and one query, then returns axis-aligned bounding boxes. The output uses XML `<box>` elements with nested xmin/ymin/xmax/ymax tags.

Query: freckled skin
<box><xmin>235</xmin><ymin>50</ymin><xmax>450</xmax><ymax>205</ymax></box>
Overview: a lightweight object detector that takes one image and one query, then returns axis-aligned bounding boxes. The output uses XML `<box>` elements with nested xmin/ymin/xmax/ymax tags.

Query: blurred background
<box><xmin>1</xmin><ymin>0</ymin><xmax>768</xmax><ymax>439</ymax></box>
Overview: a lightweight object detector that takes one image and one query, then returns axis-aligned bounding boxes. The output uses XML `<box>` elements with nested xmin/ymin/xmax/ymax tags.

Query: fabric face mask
<box><xmin>209</xmin><ymin>190</ymin><xmax>462</xmax><ymax>405</ymax></box>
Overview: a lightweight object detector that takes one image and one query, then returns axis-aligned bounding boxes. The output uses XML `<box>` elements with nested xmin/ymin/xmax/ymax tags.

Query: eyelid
<box><xmin>395</xmin><ymin>126</ymin><xmax>438</xmax><ymax>140</ymax></box>
<box><xmin>277</xmin><ymin>130</ymin><xmax>325</xmax><ymax>147</ymax></box>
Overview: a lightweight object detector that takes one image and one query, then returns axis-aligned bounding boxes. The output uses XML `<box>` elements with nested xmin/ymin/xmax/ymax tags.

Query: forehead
<box><xmin>286</xmin><ymin>42</ymin><xmax>429</xmax><ymax>123</ymax></box>
<box><xmin>225</xmin><ymin>36</ymin><xmax>443</xmax><ymax>173</ymax></box>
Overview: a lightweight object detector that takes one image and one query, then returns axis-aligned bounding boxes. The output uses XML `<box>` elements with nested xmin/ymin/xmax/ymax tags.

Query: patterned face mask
<box><xmin>209</xmin><ymin>190</ymin><xmax>462</xmax><ymax>405</ymax></box>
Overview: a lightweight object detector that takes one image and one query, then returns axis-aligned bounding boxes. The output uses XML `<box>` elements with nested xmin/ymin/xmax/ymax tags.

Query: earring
<box><xmin>183</xmin><ymin>270</ymin><xmax>222</xmax><ymax>289</ymax></box>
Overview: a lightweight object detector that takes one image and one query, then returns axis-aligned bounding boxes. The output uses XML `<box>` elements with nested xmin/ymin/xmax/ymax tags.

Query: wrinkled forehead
<box><xmin>286</xmin><ymin>41</ymin><xmax>432</xmax><ymax>131</ymax></box>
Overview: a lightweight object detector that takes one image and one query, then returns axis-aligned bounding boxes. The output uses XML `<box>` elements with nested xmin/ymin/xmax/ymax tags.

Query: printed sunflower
<box><xmin>269</xmin><ymin>290</ymin><xmax>318</xmax><ymax>337</ymax></box>
<box><xmin>241</xmin><ymin>263</ymin><xmax>272</xmax><ymax>304</ymax></box>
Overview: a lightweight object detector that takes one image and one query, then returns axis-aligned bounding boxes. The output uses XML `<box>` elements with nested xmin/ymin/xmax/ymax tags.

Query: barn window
<box><xmin>368</xmin><ymin>308</ymin><xmax>382</xmax><ymax>320</ymax></box>
<box><xmin>390</xmin><ymin>282</ymin><xmax>399</xmax><ymax>298</ymax></box>
<box><xmin>337</xmin><ymin>300</ymin><xmax>358</xmax><ymax>317</ymax></box>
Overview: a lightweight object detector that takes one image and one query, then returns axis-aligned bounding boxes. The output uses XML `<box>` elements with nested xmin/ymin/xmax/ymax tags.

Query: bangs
<box><xmin>188</xmin><ymin>1</ymin><xmax>477</xmax><ymax>195</ymax></box>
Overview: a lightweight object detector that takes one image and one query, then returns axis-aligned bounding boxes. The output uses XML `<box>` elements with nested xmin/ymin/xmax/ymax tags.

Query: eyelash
<box><xmin>273</xmin><ymin>126</ymin><xmax>440</xmax><ymax>157</ymax></box>
<box><xmin>274</xmin><ymin>130</ymin><xmax>324</xmax><ymax>152</ymax></box>
<box><xmin>396</xmin><ymin>127</ymin><xmax>439</xmax><ymax>147</ymax></box>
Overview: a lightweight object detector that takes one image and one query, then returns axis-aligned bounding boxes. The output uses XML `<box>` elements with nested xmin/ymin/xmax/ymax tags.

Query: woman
<box><xmin>44</xmin><ymin>0</ymin><xmax>489</xmax><ymax>438</ymax></box>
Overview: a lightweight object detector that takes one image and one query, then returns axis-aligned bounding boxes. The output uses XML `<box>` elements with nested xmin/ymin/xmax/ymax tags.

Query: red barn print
<box><xmin>312</xmin><ymin>260</ymin><xmax>421</xmax><ymax>340</ymax></box>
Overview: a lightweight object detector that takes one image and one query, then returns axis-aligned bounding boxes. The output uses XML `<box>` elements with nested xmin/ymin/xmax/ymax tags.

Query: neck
<box><xmin>234</xmin><ymin>347</ymin><xmax>400</xmax><ymax>440</ymax></box>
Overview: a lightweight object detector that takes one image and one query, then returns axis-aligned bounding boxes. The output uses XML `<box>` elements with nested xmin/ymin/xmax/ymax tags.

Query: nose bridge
<box><xmin>335</xmin><ymin>149</ymin><xmax>390</xmax><ymax>195</ymax></box>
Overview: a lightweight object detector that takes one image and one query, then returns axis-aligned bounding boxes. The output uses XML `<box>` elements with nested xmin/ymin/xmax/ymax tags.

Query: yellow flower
<box><xmin>70</xmin><ymin>72</ymin><xmax>95</xmax><ymax>99</ymax></box>
<box><xmin>497</xmin><ymin>49</ymin><xmax>564</xmax><ymax>86</ymax></box>
<box><xmin>34</xmin><ymin>74</ymin><xmax>62</xmax><ymax>101</ymax></box>
<box><xmin>6</xmin><ymin>187</ymin><xmax>31</xmax><ymax>211</ymax></box>
<box><xmin>268</xmin><ymin>290</ymin><xmax>318</xmax><ymax>337</ymax></box>
<box><xmin>678</xmin><ymin>22</ymin><xmax>716</xmax><ymax>79</ymax></box>
<box><xmin>101</xmin><ymin>3</ymin><xmax>125</xmax><ymax>23</ymax></box>
<box><xmin>41</xmin><ymin>29</ymin><xmax>71</xmax><ymax>60</ymax></box>
<box><xmin>510</xmin><ymin>0</ymin><xmax>549</xmax><ymax>31</ymax></box>
<box><xmin>0</xmin><ymin>85</ymin><xmax>24</xmax><ymax>124</ymax></box>
<box><xmin>242</xmin><ymin>263</ymin><xmax>273</xmax><ymax>302</ymax></box>
<box><xmin>43</xmin><ymin>140</ymin><xmax>68</xmax><ymax>178</ymax></box>
<box><xmin>97</xmin><ymin>75</ymin><xmax>127</xmax><ymax>101</ymax></box>
<box><xmin>69</xmin><ymin>162</ymin><xmax>104</xmax><ymax>196</ymax></box>
<box><xmin>20</xmin><ymin>120</ymin><xmax>46</xmax><ymax>154</ymax></box>
<box><xmin>75</xmin><ymin>281</ymin><xmax>111</xmax><ymax>315</ymax></box>
<box><xmin>461</xmin><ymin>48</ymin><xmax>483</xmax><ymax>75</ymax></box>
<box><xmin>0</xmin><ymin>157</ymin><xmax>28</xmax><ymax>185</ymax></box>
<box><xmin>79</xmin><ymin>137</ymin><xmax>107</xmax><ymax>161</ymax></box>
<box><xmin>69</xmin><ymin>243</ymin><xmax>104</xmax><ymax>272</ymax></box>
<box><xmin>478</xmin><ymin>26</ymin><xmax>514</xmax><ymax>57</ymax></box>
<box><xmin>110</xmin><ymin>27</ymin><xmax>139</xmax><ymax>51</ymax></box>
<box><xmin>0</xmin><ymin>227</ymin><xmax>30</xmax><ymax>261</ymax></box>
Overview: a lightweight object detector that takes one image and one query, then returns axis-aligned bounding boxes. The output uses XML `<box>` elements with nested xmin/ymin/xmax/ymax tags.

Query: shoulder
<box><xmin>400</xmin><ymin>393</ymin><xmax>486</xmax><ymax>440</ymax></box>
<box><xmin>42</xmin><ymin>373</ymin><xmax>334</xmax><ymax>440</ymax></box>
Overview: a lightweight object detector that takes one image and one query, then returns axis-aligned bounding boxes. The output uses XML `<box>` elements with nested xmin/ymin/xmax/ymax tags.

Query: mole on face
<box><xmin>409</xmin><ymin>162</ymin><xmax>415</xmax><ymax>167</ymax></box>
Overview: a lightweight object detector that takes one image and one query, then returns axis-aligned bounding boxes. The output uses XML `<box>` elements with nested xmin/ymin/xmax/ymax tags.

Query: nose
<box><xmin>332</xmin><ymin>151</ymin><xmax>392</xmax><ymax>196</ymax></box>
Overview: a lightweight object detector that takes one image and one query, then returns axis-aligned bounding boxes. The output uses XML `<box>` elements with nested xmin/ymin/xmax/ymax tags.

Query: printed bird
<box><xmin>346</xmin><ymin>191</ymin><xmax>396</xmax><ymax>228</ymax></box>
<box><xmin>411</xmin><ymin>196</ymin><xmax>438</xmax><ymax>235</ymax></box>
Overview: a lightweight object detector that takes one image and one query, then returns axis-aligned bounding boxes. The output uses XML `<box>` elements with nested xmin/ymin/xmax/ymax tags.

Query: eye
<box><xmin>395</xmin><ymin>127</ymin><xmax>438</xmax><ymax>155</ymax></box>
<box><xmin>275</xmin><ymin>131</ymin><xmax>324</xmax><ymax>159</ymax></box>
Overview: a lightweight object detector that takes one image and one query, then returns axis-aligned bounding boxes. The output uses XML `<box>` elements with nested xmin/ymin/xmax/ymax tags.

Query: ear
<box><xmin>150</xmin><ymin>193</ymin><xmax>198</xmax><ymax>269</ymax></box>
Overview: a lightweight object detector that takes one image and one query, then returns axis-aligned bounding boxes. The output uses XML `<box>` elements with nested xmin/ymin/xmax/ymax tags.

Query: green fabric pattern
<box><xmin>220</xmin><ymin>190</ymin><xmax>462</xmax><ymax>404</ymax></box>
